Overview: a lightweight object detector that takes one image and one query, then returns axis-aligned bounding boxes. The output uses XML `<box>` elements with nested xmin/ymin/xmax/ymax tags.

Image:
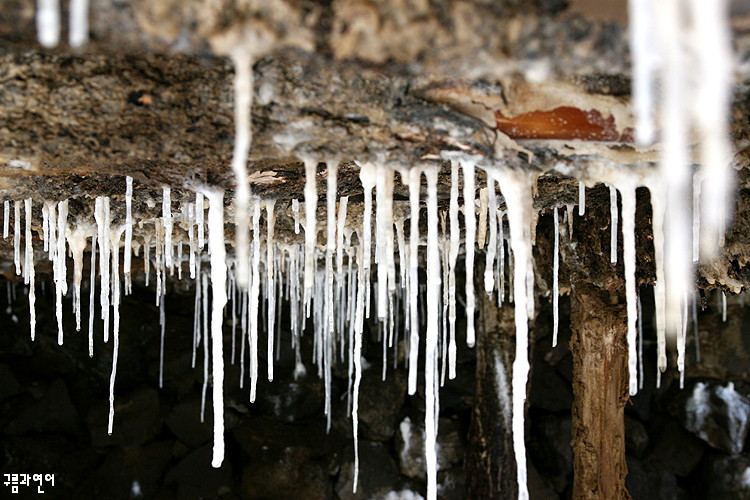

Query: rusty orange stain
<box><xmin>495</xmin><ymin>106</ymin><xmax>634</xmax><ymax>142</ymax></box>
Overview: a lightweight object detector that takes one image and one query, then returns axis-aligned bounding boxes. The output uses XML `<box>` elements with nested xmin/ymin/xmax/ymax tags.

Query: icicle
<box><xmin>124</xmin><ymin>176</ymin><xmax>134</xmax><ymax>295</ymax></box>
<box><xmin>107</xmin><ymin>227</ymin><xmax>124</xmax><ymax>436</ymax></box>
<box><xmin>36</xmin><ymin>0</ymin><xmax>60</xmax><ymax>48</ymax></box>
<box><xmin>359</xmin><ymin>162</ymin><xmax>377</xmax><ymax>320</ymax></box>
<box><xmin>324</xmin><ymin>162</ymin><xmax>338</xmax><ymax>428</ymax></box>
<box><xmin>54</xmin><ymin>200</ymin><xmax>68</xmax><ymax>345</ymax></box>
<box><xmin>69</xmin><ymin>0</ymin><xmax>89</xmax><ymax>47</ymax></box>
<box><xmin>659</xmin><ymin>0</ymin><xmax>691</xmax><ymax>343</ymax></box>
<box><xmin>228</xmin><ymin>49</ymin><xmax>254</xmax><ymax>289</ymax></box>
<box><xmin>424</xmin><ymin>168</ymin><xmax>441</xmax><ymax>500</ymax></box>
<box><xmin>13</xmin><ymin>201</ymin><xmax>21</xmax><ymax>276</ymax></box>
<box><xmin>679</xmin><ymin>288</ymin><xmax>688</xmax><ymax>388</ymax></box>
<box><xmin>292</xmin><ymin>199</ymin><xmax>300</xmax><ymax>234</ymax></box>
<box><xmin>648</xmin><ymin>181</ymin><xmax>668</xmax><ymax>374</ymax></box>
<box><xmin>200</xmin><ymin>273</ymin><xmax>209</xmax><ymax>422</ymax></box>
<box><xmin>67</xmin><ymin>225</ymin><xmax>87</xmax><ymax>333</ymax></box>
<box><xmin>155</xmin><ymin>220</ymin><xmax>163</xmax><ymax>305</ymax></box>
<box><xmin>162</xmin><ymin>187</ymin><xmax>173</xmax><ymax>271</ymax></box>
<box><xmin>351</xmin><ymin>243</ymin><xmax>365</xmax><ymax>493</ymax></box>
<box><xmin>230</xmin><ymin>270</ymin><xmax>237</xmax><ymax>365</ymax></box>
<box><xmin>691</xmin><ymin>0</ymin><xmax>733</xmax><ymax>256</ymax></box>
<box><xmin>463</xmin><ymin>161</ymin><xmax>477</xmax><ymax>347</ymax></box>
<box><xmin>94</xmin><ymin>197</ymin><xmax>111</xmax><ymax>342</ymax></box>
<box><xmin>722</xmin><ymin>291</ymin><xmax>727</xmax><ymax>322</ymax></box>
<box><xmin>440</xmin><ymin>221</ymin><xmax>450</xmax><ymax>387</ymax></box>
<box><xmin>46</xmin><ymin>201</ymin><xmax>56</xmax><ymax>261</ymax></box>
<box><xmin>266</xmin><ymin>199</ymin><xmax>276</xmax><ymax>382</ymax></box>
<box><xmin>25</xmin><ymin>199</ymin><xmax>35</xmax><ymax>341</ymax></box>
<box><xmin>492</xmin><ymin>167</ymin><xmax>534</xmax><ymax>500</ymax></box>
<box><xmin>159</xmin><ymin>293</ymin><xmax>166</xmax><ymax>389</ymax></box>
<box><xmin>3</xmin><ymin>200</ymin><xmax>9</xmax><ymax>239</ymax></box>
<box><xmin>177</xmin><ymin>242</ymin><xmax>183</xmax><ymax>280</ymax></box>
<box><xmin>693</xmin><ymin>177</ymin><xmax>700</xmax><ymax>263</ymax></box>
<box><xmin>192</xmin><ymin>257</ymin><xmax>202</xmax><ymax>370</ymax></box>
<box><xmin>552</xmin><ymin>207</ymin><xmax>559</xmax><ymax>347</ymax></box>
<box><xmin>692</xmin><ymin>292</ymin><xmax>701</xmax><ymax>362</ymax></box>
<box><xmin>204</xmin><ymin>189</ymin><xmax>227</xmax><ymax>468</ymax></box>
<box><xmin>42</xmin><ymin>204</ymin><xmax>49</xmax><ymax>252</ymax></box>
<box><xmin>249</xmin><ymin>198</ymin><xmax>261</xmax><ymax>402</ymax></box>
<box><xmin>407</xmin><ymin>167</ymin><xmax>422</xmax><ymax>395</ymax></box>
<box><xmin>578</xmin><ymin>181</ymin><xmax>586</xmax><ymax>216</ymax></box>
<box><xmin>448</xmin><ymin>161</ymin><xmax>459</xmax><ymax>379</ymax></box>
<box><xmin>88</xmin><ymin>234</ymin><xmax>97</xmax><ymax>357</ymax></box>
<box><xmin>485</xmin><ymin>178</ymin><xmax>497</xmax><ymax>294</ymax></box>
<box><xmin>187</xmin><ymin>203</ymin><xmax>197</xmax><ymax>279</ymax></box>
<box><xmin>22</xmin><ymin>201</ymin><xmax>31</xmax><ymax>285</ymax></box>
<box><xmin>143</xmin><ymin>236</ymin><xmax>151</xmax><ymax>287</ymax></box>
<box><xmin>338</xmin><ymin>197</ymin><xmax>350</xmax><ymax>283</ymax></box>
<box><xmin>303</xmin><ymin>158</ymin><xmax>318</xmax><ymax>314</ymax></box>
<box><xmin>609</xmin><ymin>184</ymin><xmax>618</xmax><ymax>264</ymax></box>
<box><xmin>196</xmin><ymin>192</ymin><xmax>205</xmax><ymax>250</ymax></box>
<box><xmin>375</xmin><ymin>164</ymin><xmax>395</xmax><ymax>320</ymax></box>
<box><xmin>498</xmin><ymin>211</ymin><xmax>506</xmax><ymax>305</ymax></box>
<box><xmin>619</xmin><ymin>182</ymin><xmax>639</xmax><ymax>395</ymax></box>
<box><xmin>629</xmin><ymin>0</ymin><xmax>657</xmax><ymax>145</ymax></box>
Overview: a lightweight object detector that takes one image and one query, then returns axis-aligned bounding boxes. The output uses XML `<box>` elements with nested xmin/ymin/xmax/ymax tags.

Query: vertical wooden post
<box><xmin>569</xmin><ymin>270</ymin><xmax>631</xmax><ymax>499</ymax></box>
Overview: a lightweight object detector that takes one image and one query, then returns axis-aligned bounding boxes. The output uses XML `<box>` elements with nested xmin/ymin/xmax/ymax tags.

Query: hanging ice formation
<box><xmin>18</xmin><ymin>0</ymin><xmax>737</xmax><ymax>498</ymax></box>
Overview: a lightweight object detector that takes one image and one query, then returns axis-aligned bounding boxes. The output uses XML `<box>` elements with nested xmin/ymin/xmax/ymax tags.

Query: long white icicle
<box><xmin>69</xmin><ymin>0</ymin><xmax>89</xmax><ymax>48</ymax></box>
<box><xmin>552</xmin><ymin>207</ymin><xmax>559</xmax><ymax>347</ymax></box>
<box><xmin>690</xmin><ymin>0</ymin><xmax>733</xmax><ymax>257</ymax></box>
<box><xmin>448</xmin><ymin>161</ymin><xmax>459</xmax><ymax>379</ymax></box>
<box><xmin>462</xmin><ymin>161</ymin><xmax>477</xmax><ymax>347</ymax></box>
<box><xmin>266</xmin><ymin>199</ymin><xmax>276</xmax><ymax>382</ymax></box>
<box><xmin>407</xmin><ymin>167</ymin><xmax>421</xmax><ymax>395</ymax></box>
<box><xmin>24</xmin><ymin>198</ymin><xmax>35</xmax><ymax>341</ymax></box>
<box><xmin>205</xmin><ymin>189</ymin><xmax>227</xmax><ymax>468</ymax></box>
<box><xmin>424</xmin><ymin>168</ymin><xmax>441</xmax><ymax>500</ymax></box>
<box><xmin>620</xmin><ymin>182</ymin><xmax>639</xmax><ymax>395</ymax></box>
<box><xmin>107</xmin><ymin>227</ymin><xmax>124</xmax><ymax>435</ymax></box>
<box><xmin>55</xmin><ymin>200</ymin><xmax>68</xmax><ymax>346</ymax></box>
<box><xmin>14</xmin><ymin>201</ymin><xmax>21</xmax><ymax>276</ymax></box>
<box><xmin>36</xmin><ymin>0</ymin><xmax>60</xmax><ymax>48</ymax></box>
<box><xmin>303</xmin><ymin>158</ymin><xmax>318</xmax><ymax>314</ymax></box>
<box><xmin>229</xmin><ymin>49</ymin><xmax>253</xmax><ymax>289</ymax></box>
<box><xmin>124</xmin><ymin>176</ymin><xmax>133</xmax><ymax>294</ymax></box>
<box><xmin>493</xmin><ymin>167</ymin><xmax>534</xmax><ymax>500</ymax></box>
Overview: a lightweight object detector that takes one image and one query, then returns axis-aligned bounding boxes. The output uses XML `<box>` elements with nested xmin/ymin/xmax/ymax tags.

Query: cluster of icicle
<box><xmin>3</xmin><ymin>161</ymin><xmax>523</xmax><ymax>498</ymax></box>
<box><xmin>32</xmin><ymin>0</ymin><xmax>737</xmax><ymax>499</ymax></box>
